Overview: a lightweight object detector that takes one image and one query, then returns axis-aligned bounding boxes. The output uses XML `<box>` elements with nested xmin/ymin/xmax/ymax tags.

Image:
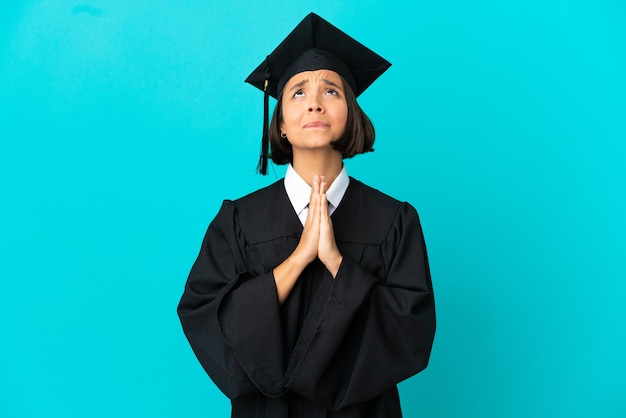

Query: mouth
<box><xmin>303</xmin><ymin>121</ymin><xmax>330</xmax><ymax>129</ymax></box>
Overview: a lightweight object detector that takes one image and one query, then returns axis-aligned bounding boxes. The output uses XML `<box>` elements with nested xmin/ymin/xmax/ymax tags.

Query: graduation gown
<box><xmin>177</xmin><ymin>178</ymin><xmax>436</xmax><ymax>417</ymax></box>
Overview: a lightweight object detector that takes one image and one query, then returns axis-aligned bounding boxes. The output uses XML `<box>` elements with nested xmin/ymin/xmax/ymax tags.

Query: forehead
<box><xmin>284</xmin><ymin>69</ymin><xmax>343</xmax><ymax>87</ymax></box>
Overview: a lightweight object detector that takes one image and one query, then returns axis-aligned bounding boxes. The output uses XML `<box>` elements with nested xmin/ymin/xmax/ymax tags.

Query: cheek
<box><xmin>337</xmin><ymin>105</ymin><xmax>349</xmax><ymax>129</ymax></box>
<box><xmin>281</xmin><ymin>105</ymin><xmax>299</xmax><ymax>128</ymax></box>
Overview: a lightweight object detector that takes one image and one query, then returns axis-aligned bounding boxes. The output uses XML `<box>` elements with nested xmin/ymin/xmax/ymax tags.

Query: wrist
<box><xmin>322</xmin><ymin>254</ymin><xmax>343</xmax><ymax>278</ymax></box>
<box><xmin>290</xmin><ymin>247</ymin><xmax>314</xmax><ymax>269</ymax></box>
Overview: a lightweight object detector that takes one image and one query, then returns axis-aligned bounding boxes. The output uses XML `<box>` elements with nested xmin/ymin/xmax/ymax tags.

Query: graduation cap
<box><xmin>245</xmin><ymin>12</ymin><xmax>391</xmax><ymax>175</ymax></box>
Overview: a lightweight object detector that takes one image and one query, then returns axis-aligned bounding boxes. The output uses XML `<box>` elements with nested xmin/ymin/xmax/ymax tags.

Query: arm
<box><xmin>273</xmin><ymin>174</ymin><xmax>342</xmax><ymax>303</ymax></box>
<box><xmin>177</xmin><ymin>201</ymin><xmax>286</xmax><ymax>398</ymax></box>
<box><xmin>283</xmin><ymin>203</ymin><xmax>436</xmax><ymax>411</ymax></box>
<box><xmin>178</xmin><ymin>175</ymin><xmax>338</xmax><ymax>396</ymax></box>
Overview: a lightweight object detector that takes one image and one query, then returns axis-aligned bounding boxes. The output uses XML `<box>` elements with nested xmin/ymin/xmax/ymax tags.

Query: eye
<box><xmin>293</xmin><ymin>90</ymin><xmax>305</xmax><ymax>98</ymax></box>
<box><xmin>326</xmin><ymin>89</ymin><xmax>339</xmax><ymax>96</ymax></box>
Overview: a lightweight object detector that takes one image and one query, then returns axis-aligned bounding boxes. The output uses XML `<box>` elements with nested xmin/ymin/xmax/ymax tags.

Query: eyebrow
<box><xmin>289</xmin><ymin>79</ymin><xmax>308</xmax><ymax>92</ymax></box>
<box><xmin>322</xmin><ymin>78</ymin><xmax>342</xmax><ymax>90</ymax></box>
<box><xmin>288</xmin><ymin>78</ymin><xmax>343</xmax><ymax>92</ymax></box>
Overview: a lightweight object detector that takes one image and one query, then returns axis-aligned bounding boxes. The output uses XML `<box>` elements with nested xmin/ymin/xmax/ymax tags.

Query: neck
<box><xmin>292</xmin><ymin>149</ymin><xmax>343</xmax><ymax>189</ymax></box>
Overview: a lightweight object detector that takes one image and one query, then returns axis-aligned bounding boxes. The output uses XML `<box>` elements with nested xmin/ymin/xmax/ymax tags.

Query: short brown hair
<box><xmin>268</xmin><ymin>77</ymin><xmax>375</xmax><ymax>165</ymax></box>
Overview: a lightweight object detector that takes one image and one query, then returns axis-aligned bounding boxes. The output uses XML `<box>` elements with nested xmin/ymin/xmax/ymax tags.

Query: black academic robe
<box><xmin>178</xmin><ymin>178</ymin><xmax>436</xmax><ymax>418</ymax></box>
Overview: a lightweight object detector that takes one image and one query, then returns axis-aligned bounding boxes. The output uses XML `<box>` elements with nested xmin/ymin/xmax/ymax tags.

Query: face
<box><xmin>280</xmin><ymin>69</ymin><xmax>348</xmax><ymax>153</ymax></box>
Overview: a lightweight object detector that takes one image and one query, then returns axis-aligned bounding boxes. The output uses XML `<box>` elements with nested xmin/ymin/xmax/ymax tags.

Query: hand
<box><xmin>317</xmin><ymin>176</ymin><xmax>343</xmax><ymax>277</ymax></box>
<box><xmin>273</xmin><ymin>178</ymin><xmax>321</xmax><ymax>304</ymax></box>
<box><xmin>292</xmin><ymin>175</ymin><xmax>322</xmax><ymax>266</ymax></box>
<box><xmin>273</xmin><ymin>175</ymin><xmax>343</xmax><ymax>304</ymax></box>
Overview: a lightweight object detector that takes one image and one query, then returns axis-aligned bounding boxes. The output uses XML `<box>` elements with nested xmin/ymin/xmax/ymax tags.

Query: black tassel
<box><xmin>257</xmin><ymin>70</ymin><xmax>270</xmax><ymax>175</ymax></box>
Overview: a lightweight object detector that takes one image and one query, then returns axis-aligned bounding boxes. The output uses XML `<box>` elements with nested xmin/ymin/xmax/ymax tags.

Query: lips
<box><xmin>303</xmin><ymin>121</ymin><xmax>330</xmax><ymax>128</ymax></box>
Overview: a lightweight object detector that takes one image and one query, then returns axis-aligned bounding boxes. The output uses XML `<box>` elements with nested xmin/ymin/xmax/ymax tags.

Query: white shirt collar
<box><xmin>284</xmin><ymin>164</ymin><xmax>311</xmax><ymax>215</ymax></box>
<box><xmin>325</xmin><ymin>165</ymin><xmax>350</xmax><ymax>209</ymax></box>
<box><xmin>284</xmin><ymin>164</ymin><xmax>350</xmax><ymax>224</ymax></box>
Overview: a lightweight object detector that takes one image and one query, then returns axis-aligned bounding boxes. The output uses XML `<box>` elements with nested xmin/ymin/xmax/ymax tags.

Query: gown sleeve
<box><xmin>177</xmin><ymin>200</ymin><xmax>286</xmax><ymax>399</ymax></box>
<box><xmin>283</xmin><ymin>202</ymin><xmax>436</xmax><ymax>411</ymax></box>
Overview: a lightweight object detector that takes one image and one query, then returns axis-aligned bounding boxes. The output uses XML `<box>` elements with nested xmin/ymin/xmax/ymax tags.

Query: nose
<box><xmin>308</xmin><ymin>95</ymin><xmax>324</xmax><ymax>113</ymax></box>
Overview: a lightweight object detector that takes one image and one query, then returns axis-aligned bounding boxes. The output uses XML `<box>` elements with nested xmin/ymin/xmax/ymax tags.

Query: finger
<box><xmin>318</xmin><ymin>191</ymin><xmax>341</xmax><ymax>277</ymax></box>
<box><xmin>310</xmin><ymin>188</ymin><xmax>320</xmax><ymax>222</ymax></box>
<box><xmin>320</xmin><ymin>176</ymin><xmax>327</xmax><ymax>197</ymax></box>
<box><xmin>312</xmin><ymin>174</ymin><xmax>320</xmax><ymax>195</ymax></box>
<box><xmin>304</xmin><ymin>194</ymin><xmax>319</xmax><ymax>230</ymax></box>
<box><xmin>307</xmin><ymin>175</ymin><xmax>318</xmax><ymax>208</ymax></box>
<box><xmin>319</xmin><ymin>176</ymin><xmax>326</xmax><ymax>194</ymax></box>
<box><xmin>320</xmin><ymin>189</ymin><xmax>329</xmax><ymax>220</ymax></box>
<box><xmin>299</xmin><ymin>181</ymin><xmax>321</xmax><ymax>263</ymax></box>
<box><xmin>308</xmin><ymin>186</ymin><xmax>321</xmax><ymax>227</ymax></box>
<box><xmin>304</xmin><ymin>175</ymin><xmax>320</xmax><ymax>226</ymax></box>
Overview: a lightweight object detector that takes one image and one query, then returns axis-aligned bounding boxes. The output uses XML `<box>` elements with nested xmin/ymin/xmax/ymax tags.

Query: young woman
<box><xmin>178</xmin><ymin>13</ymin><xmax>436</xmax><ymax>418</ymax></box>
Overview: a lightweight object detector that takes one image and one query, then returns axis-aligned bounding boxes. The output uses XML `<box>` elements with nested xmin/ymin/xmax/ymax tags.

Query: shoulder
<box><xmin>333</xmin><ymin>178</ymin><xmax>420</xmax><ymax>244</ymax></box>
<box><xmin>210</xmin><ymin>180</ymin><xmax>284</xmax><ymax>227</ymax></box>
<box><xmin>229</xmin><ymin>179</ymin><xmax>284</xmax><ymax>206</ymax></box>
<box><xmin>347</xmin><ymin>177</ymin><xmax>418</xmax><ymax>218</ymax></box>
<box><xmin>216</xmin><ymin>179</ymin><xmax>297</xmax><ymax>244</ymax></box>
<box><xmin>348</xmin><ymin>178</ymin><xmax>402</xmax><ymax>206</ymax></box>
<box><xmin>219</xmin><ymin>179</ymin><xmax>285</xmax><ymax>218</ymax></box>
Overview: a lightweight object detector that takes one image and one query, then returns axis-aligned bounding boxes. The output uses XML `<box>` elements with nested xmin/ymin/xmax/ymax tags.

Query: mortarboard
<box><xmin>245</xmin><ymin>13</ymin><xmax>391</xmax><ymax>175</ymax></box>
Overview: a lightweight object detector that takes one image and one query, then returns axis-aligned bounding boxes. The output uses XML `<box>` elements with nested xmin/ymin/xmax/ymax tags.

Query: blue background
<box><xmin>1</xmin><ymin>1</ymin><xmax>624</xmax><ymax>417</ymax></box>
